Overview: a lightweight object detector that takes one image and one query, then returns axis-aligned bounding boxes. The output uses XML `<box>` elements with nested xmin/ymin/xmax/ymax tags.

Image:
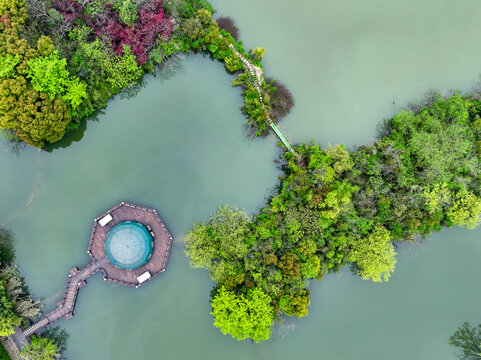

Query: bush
<box><xmin>215</xmin><ymin>16</ymin><xmax>239</xmax><ymax>40</ymax></box>
<box><xmin>266</xmin><ymin>78</ymin><xmax>295</xmax><ymax>119</ymax></box>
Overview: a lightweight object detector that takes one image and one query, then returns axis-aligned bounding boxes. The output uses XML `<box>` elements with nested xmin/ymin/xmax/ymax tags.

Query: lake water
<box><xmin>1</xmin><ymin>0</ymin><xmax>480</xmax><ymax>359</ymax></box>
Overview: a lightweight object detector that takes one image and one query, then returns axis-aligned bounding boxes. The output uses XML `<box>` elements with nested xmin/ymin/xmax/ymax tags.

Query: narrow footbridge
<box><xmin>269</xmin><ymin>122</ymin><xmax>294</xmax><ymax>153</ymax></box>
<box><xmin>24</xmin><ymin>258</ymin><xmax>107</xmax><ymax>336</ymax></box>
<box><xmin>228</xmin><ymin>43</ymin><xmax>296</xmax><ymax>154</ymax></box>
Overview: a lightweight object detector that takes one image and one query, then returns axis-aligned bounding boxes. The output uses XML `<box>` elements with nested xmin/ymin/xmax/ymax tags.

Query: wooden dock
<box><xmin>24</xmin><ymin>259</ymin><xmax>106</xmax><ymax>336</ymax></box>
<box><xmin>9</xmin><ymin>202</ymin><xmax>173</xmax><ymax>351</ymax></box>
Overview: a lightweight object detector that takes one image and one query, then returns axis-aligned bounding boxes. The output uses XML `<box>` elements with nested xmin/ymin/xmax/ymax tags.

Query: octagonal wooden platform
<box><xmin>88</xmin><ymin>202</ymin><xmax>173</xmax><ymax>287</ymax></box>
<box><xmin>12</xmin><ymin>201</ymin><xmax>174</xmax><ymax>351</ymax></box>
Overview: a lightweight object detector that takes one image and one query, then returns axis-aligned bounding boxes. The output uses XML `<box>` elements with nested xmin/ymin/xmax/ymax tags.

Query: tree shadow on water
<box><xmin>154</xmin><ymin>54</ymin><xmax>186</xmax><ymax>83</ymax></box>
<box><xmin>9</xmin><ymin>55</ymin><xmax>188</xmax><ymax>154</ymax></box>
<box><xmin>42</xmin><ymin>118</ymin><xmax>89</xmax><ymax>153</ymax></box>
<box><xmin>0</xmin><ymin>130</ymin><xmax>27</xmax><ymax>156</ymax></box>
<box><xmin>119</xmin><ymin>76</ymin><xmax>148</xmax><ymax>100</ymax></box>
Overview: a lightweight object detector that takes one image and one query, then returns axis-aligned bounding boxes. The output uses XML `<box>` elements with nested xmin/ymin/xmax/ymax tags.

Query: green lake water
<box><xmin>1</xmin><ymin>0</ymin><xmax>481</xmax><ymax>358</ymax></box>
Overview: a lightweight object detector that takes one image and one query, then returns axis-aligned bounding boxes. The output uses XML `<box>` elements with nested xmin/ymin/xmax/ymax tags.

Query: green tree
<box><xmin>0</xmin><ymin>29</ymin><xmax>72</xmax><ymax>147</ymax></box>
<box><xmin>278</xmin><ymin>252</ymin><xmax>301</xmax><ymax>278</ymax></box>
<box><xmin>186</xmin><ymin>206</ymin><xmax>250</xmax><ymax>264</ymax></box>
<box><xmin>279</xmin><ymin>289</ymin><xmax>310</xmax><ymax>318</ymax></box>
<box><xmin>0</xmin><ymin>53</ymin><xmax>19</xmax><ymax>77</ymax></box>
<box><xmin>224</xmin><ymin>55</ymin><xmax>242</xmax><ymax>72</ymax></box>
<box><xmin>0</xmin><ymin>343</ymin><xmax>10</xmax><ymax>359</ymax></box>
<box><xmin>447</xmin><ymin>189</ymin><xmax>481</xmax><ymax>229</ymax></box>
<box><xmin>113</xmin><ymin>0</ymin><xmax>138</xmax><ymax>26</ymax></box>
<box><xmin>250</xmin><ymin>47</ymin><xmax>265</xmax><ymax>61</ymax></box>
<box><xmin>0</xmin><ymin>227</ymin><xmax>15</xmax><ymax>265</ymax></box>
<box><xmin>1</xmin><ymin>266</ymin><xmax>41</xmax><ymax>321</ymax></box>
<box><xmin>20</xmin><ymin>337</ymin><xmax>60</xmax><ymax>360</ymax></box>
<box><xmin>391</xmin><ymin>95</ymin><xmax>479</xmax><ymax>185</ymax></box>
<box><xmin>0</xmin><ymin>76</ymin><xmax>71</xmax><ymax>147</ymax></box>
<box><xmin>422</xmin><ymin>183</ymin><xmax>451</xmax><ymax>214</ymax></box>
<box><xmin>101</xmin><ymin>45</ymin><xmax>143</xmax><ymax>90</ymax></box>
<box><xmin>185</xmin><ymin>205</ymin><xmax>251</xmax><ymax>282</ymax></box>
<box><xmin>39</xmin><ymin>327</ymin><xmax>69</xmax><ymax>356</ymax></box>
<box><xmin>348</xmin><ymin>225</ymin><xmax>396</xmax><ymax>282</ymax></box>
<box><xmin>300</xmin><ymin>255</ymin><xmax>321</xmax><ymax>279</ymax></box>
<box><xmin>211</xmin><ymin>286</ymin><xmax>274</xmax><ymax>342</ymax></box>
<box><xmin>325</xmin><ymin>143</ymin><xmax>353</xmax><ymax>174</ymax></box>
<box><xmin>0</xmin><ymin>283</ymin><xmax>21</xmax><ymax>336</ymax></box>
<box><xmin>23</xmin><ymin>50</ymin><xmax>87</xmax><ymax>111</ymax></box>
<box><xmin>194</xmin><ymin>8</ymin><xmax>211</xmax><ymax>25</ymax></box>
<box><xmin>296</xmin><ymin>238</ymin><xmax>317</xmax><ymax>260</ymax></box>
<box><xmin>449</xmin><ymin>322</ymin><xmax>481</xmax><ymax>360</ymax></box>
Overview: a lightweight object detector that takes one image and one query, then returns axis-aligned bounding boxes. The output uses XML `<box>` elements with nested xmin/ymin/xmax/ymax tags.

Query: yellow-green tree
<box><xmin>0</xmin><ymin>28</ymin><xmax>72</xmax><ymax>147</ymax></box>
<box><xmin>23</xmin><ymin>49</ymin><xmax>86</xmax><ymax>111</ymax></box>
<box><xmin>0</xmin><ymin>0</ymin><xmax>26</xmax><ymax>29</ymax></box>
<box><xmin>0</xmin><ymin>283</ymin><xmax>21</xmax><ymax>336</ymax></box>
<box><xmin>348</xmin><ymin>225</ymin><xmax>397</xmax><ymax>283</ymax></box>
<box><xmin>447</xmin><ymin>189</ymin><xmax>481</xmax><ymax>229</ymax></box>
<box><xmin>211</xmin><ymin>286</ymin><xmax>274</xmax><ymax>342</ymax></box>
<box><xmin>184</xmin><ymin>205</ymin><xmax>251</xmax><ymax>283</ymax></box>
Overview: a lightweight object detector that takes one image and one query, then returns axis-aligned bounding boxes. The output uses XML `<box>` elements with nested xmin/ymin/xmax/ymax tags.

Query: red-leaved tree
<box><xmin>54</xmin><ymin>0</ymin><xmax>172</xmax><ymax>65</ymax></box>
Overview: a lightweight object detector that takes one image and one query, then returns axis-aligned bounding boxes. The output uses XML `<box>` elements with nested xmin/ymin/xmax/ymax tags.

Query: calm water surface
<box><xmin>1</xmin><ymin>0</ymin><xmax>480</xmax><ymax>359</ymax></box>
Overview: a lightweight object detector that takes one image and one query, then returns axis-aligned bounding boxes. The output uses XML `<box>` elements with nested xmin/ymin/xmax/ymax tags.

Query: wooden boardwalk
<box><xmin>24</xmin><ymin>259</ymin><xmax>107</xmax><ymax>337</ymax></box>
<box><xmin>10</xmin><ymin>202</ymin><xmax>173</xmax><ymax>350</ymax></box>
<box><xmin>228</xmin><ymin>43</ymin><xmax>296</xmax><ymax>154</ymax></box>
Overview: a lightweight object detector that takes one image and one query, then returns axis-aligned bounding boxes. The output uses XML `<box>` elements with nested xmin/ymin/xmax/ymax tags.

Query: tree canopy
<box><xmin>20</xmin><ymin>336</ymin><xmax>60</xmax><ymax>360</ymax></box>
<box><xmin>186</xmin><ymin>93</ymin><xmax>481</xmax><ymax>341</ymax></box>
<box><xmin>0</xmin><ymin>27</ymin><xmax>72</xmax><ymax>147</ymax></box>
<box><xmin>348</xmin><ymin>225</ymin><xmax>396</xmax><ymax>283</ymax></box>
<box><xmin>449</xmin><ymin>322</ymin><xmax>481</xmax><ymax>360</ymax></box>
<box><xmin>0</xmin><ymin>283</ymin><xmax>21</xmax><ymax>336</ymax></box>
<box><xmin>211</xmin><ymin>287</ymin><xmax>274</xmax><ymax>342</ymax></box>
<box><xmin>0</xmin><ymin>0</ymin><xmax>293</xmax><ymax>146</ymax></box>
<box><xmin>23</xmin><ymin>50</ymin><xmax>86</xmax><ymax>111</ymax></box>
<box><xmin>0</xmin><ymin>228</ymin><xmax>42</xmax><ymax>336</ymax></box>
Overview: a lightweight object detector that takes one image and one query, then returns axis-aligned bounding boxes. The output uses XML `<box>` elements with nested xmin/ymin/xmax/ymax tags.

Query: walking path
<box><xmin>24</xmin><ymin>258</ymin><xmax>107</xmax><ymax>337</ymax></box>
<box><xmin>228</xmin><ymin>43</ymin><xmax>296</xmax><ymax>154</ymax></box>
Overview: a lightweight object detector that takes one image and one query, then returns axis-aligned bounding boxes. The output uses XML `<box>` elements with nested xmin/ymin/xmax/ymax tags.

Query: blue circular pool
<box><xmin>105</xmin><ymin>221</ymin><xmax>153</xmax><ymax>270</ymax></box>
